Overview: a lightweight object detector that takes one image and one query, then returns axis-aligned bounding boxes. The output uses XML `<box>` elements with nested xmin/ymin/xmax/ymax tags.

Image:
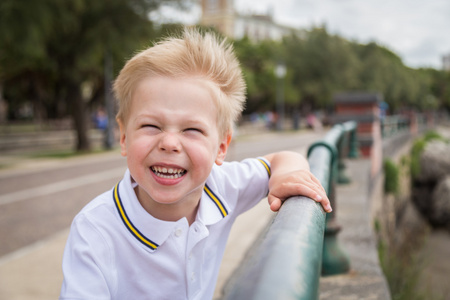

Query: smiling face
<box><xmin>118</xmin><ymin>76</ymin><xmax>230</xmax><ymax>219</ymax></box>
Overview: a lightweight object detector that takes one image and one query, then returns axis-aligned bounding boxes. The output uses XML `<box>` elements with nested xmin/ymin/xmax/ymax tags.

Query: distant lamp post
<box><xmin>275</xmin><ymin>63</ymin><xmax>286</xmax><ymax>131</ymax></box>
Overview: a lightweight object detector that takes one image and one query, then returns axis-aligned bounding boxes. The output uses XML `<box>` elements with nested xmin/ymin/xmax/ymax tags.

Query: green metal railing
<box><xmin>381</xmin><ymin>113</ymin><xmax>438</xmax><ymax>138</ymax></box>
<box><xmin>381</xmin><ymin>115</ymin><xmax>410</xmax><ymax>137</ymax></box>
<box><xmin>223</xmin><ymin>121</ymin><xmax>359</xmax><ymax>299</ymax></box>
<box><xmin>307</xmin><ymin>121</ymin><xmax>358</xmax><ymax>276</ymax></box>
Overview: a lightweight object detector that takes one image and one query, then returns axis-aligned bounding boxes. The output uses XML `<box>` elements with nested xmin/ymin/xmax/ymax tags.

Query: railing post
<box><xmin>345</xmin><ymin>121</ymin><xmax>359</xmax><ymax>158</ymax></box>
<box><xmin>321</xmin><ymin>186</ymin><xmax>350</xmax><ymax>276</ymax></box>
<box><xmin>307</xmin><ymin>124</ymin><xmax>350</xmax><ymax>276</ymax></box>
<box><xmin>337</xmin><ymin>132</ymin><xmax>351</xmax><ymax>184</ymax></box>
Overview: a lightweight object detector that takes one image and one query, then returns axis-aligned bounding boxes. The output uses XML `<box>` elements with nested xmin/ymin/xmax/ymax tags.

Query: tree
<box><xmin>0</xmin><ymin>0</ymin><xmax>189</xmax><ymax>151</ymax></box>
<box><xmin>418</xmin><ymin>68</ymin><xmax>450</xmax><ymax>111</ymax></box>
<box><xmin>283</xmin><ymin>27</ymin><xmax>361</xmax><ymax>113</ymax></box>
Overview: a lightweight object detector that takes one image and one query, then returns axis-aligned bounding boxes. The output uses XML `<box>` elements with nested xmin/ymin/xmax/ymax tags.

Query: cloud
<box><xmin>236</xmin><ymin>0</ymin><xmax>450</xmax><ymax>68</ymax></box>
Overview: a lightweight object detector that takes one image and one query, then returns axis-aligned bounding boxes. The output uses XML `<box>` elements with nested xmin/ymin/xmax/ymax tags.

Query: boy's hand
<box><xmin>267</xmin><ymin>169</ymin><xmax>332</xmax><ymax>213</ymax></box>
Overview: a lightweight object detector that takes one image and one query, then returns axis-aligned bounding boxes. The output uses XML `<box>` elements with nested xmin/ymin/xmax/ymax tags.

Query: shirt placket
<box><xmin>186</xmin><ymin>222</ymin><xmax>209</xmax><ymax>299</ymax></box>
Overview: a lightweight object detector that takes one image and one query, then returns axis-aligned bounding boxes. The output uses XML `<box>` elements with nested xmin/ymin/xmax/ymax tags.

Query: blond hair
<box><xmin>113</xmin><ymin>27</ymin><xmax>246</xmax><ymax>137</ymax></box>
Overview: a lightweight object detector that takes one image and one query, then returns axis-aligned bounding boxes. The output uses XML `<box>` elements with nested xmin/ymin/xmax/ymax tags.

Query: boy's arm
<box><xmin>263</xmin><ymin>151</ymin><xmax>332</xmax><ymax>213</ymax></box>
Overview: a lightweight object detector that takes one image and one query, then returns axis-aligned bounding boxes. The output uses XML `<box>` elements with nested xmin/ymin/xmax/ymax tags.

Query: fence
<box><xmin>380</xmin><ymin>112</ymin><xmax>445</xmax><ymax>138</ymax></box>
<box><xmin>223</xmin><ymin>121</ymin><xmax>359</xmax><ymax>300</ymax></box>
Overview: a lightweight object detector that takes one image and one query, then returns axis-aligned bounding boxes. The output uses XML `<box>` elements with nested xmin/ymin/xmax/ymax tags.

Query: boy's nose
<box><xmin>158</xmin><ymin>132</ymin><xmax>181</xmax><ymax>153</ymax></box>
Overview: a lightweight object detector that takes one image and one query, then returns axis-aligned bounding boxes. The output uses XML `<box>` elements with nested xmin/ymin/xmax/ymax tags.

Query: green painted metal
<box><xmin>307</xmin><ymin>140</ymin><xmax>337</xmax><ymax>194</ymax></box>
<box><xmin>224</xmin><ymin>137</ymin><xmax>335</xmax><ymax>299</ymax></box>
<box><xmin>307</xmin><ymin>121</ymin><xmax>358</xmax><ymax>276</ymax></box>
<box><xmin>222</xmin><ymin>197</ymin><xmax>326</xmax><ymax>300</ymax></box>
<box><xmin>381</xmin><ymin>115</ymin><xmax>410</xmax><ymax>137</ymax></box>
<box><xmin>223</xmin><ymin>121</ymin><xmax>357</xmax><ymax>299</ymax></box>
<box><xmin>337</xmin><ymin>121</ymin><xmax>358</xmax><ymax>182</ymax></box>
<box><xmin>342</xmin><ymin>121</ymin><xmax>359</xmax><ymax>159</ymax></box>
<box><xmin>337</xmin><ymin>160</ymin><xmax>351</xmax><ymax>184</ymax></box>
<box><xmin>322</xmin><ymin>223</ymin><xmax>351</xmax><ymax>275</ymax></box>
<box><xmin>348</xmin><ymin>128</ymin><xmax>359</xmax><ymax>158</ymax></box>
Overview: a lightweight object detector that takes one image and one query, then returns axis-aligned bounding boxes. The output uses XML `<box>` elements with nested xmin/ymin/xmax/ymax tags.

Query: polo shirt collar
<box><xmin>113</xmin><ymin>170</ymin><xmax>230</xmax><ymax>253</ymax></box>
<box><xmin>197</xmin><ymin>182</ymin><xmax>231</xmax><ymax>225</ymax></box>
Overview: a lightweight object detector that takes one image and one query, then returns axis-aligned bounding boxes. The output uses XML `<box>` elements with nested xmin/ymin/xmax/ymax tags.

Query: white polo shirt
<box><xmin>60</xmin><ymin>158</ymin><xmax>271</xmax><ymax>300</ymax></box>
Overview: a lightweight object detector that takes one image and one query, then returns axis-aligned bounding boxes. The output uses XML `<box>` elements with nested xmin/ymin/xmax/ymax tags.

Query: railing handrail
<box><xmin>222</xmin><ymin>196</ymin><xmax>325</xmax><ymax>300</ymax></box>
<box><xmin>222</xmin><ymin>121</ymin><xmax>358</xmax><ymax>299</ymax></box>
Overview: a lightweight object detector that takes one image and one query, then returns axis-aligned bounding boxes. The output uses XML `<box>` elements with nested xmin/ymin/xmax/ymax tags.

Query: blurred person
<box><xmin>93</xmin><ymin>107</ymin><xmax>108</xmax><ymax>130</ymax></box>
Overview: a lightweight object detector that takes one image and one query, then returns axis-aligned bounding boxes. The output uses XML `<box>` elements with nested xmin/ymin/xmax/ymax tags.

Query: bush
<box><xmin>409</xmin><ymin>130</ymin><xmax>446</xmax><ymax>178</ymax></box>
<box><xmin>384</xmin><ymin>159</ymin><xmax>399</xmax><ymax>195</ymax></box>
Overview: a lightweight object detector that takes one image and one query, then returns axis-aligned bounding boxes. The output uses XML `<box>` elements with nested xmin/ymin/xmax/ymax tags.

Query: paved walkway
<box><xmin>318</xmin><ymin>159</ymin><xmax>391</xmax><ymax>299</ymax></box>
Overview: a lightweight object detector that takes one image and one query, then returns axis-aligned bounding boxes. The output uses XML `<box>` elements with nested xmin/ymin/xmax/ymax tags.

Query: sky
<box><xmin>152</xmin><ymin>0</ymin><xmax>450</xmax><ymax>69</ymax></box>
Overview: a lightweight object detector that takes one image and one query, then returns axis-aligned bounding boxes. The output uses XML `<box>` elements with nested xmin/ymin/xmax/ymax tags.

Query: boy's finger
<box><xmin>269</xmin><ymin>188</ymin><xmax>331</xmax><ymax>213</ymax></box>
<box><xmin>267</xmin><ymin>196</ymin><xmax>282</xmax><ymax>212</ymax></box>
<box><xmin>275</xmin><ymin>182</ymin><xmax>325</xmax><ymax>203</ymax></box>
<box><xmin>319</xmin><ymin>198</ymin><xmax>333</xmax><ymax>213</ymax></box>
<box><xmin>308</xmin><ymin>189</ymin><xmax>332</xmax><ymax>212</ymax></box>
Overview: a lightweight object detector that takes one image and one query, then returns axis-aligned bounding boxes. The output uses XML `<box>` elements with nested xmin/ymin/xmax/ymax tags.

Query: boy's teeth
<box><xmin>151</xmin><ymin>166</ymin><xmax>186</xmax><ymax>179</ymax></box>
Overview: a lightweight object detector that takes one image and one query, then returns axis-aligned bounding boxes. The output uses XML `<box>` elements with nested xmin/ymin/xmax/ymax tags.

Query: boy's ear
<box><xmin>215</xmin><ymin>132</ymin><xmax>232</xmax><ymax>166</ymax></box>
<box><xmin>117</xmin><ymin>118</ymin><xmax>127</xmax><ymax>157</ymax></box>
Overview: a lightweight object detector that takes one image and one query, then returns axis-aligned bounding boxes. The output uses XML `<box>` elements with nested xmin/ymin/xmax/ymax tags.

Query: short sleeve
<box><xmin>212</xmin><ymin>158</ymin><xmax>271</xmax><ymax>214</ymax></box>
<box><xmin>60</xmin><ymin>215</ymin><xmax>114</xmax><ymax>300</ymax></box>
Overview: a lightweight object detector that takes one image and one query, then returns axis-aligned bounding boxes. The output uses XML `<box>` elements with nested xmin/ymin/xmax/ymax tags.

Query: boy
<box><xmin>60</xmin><ymin>28</ymin><xmax>331</xmax><ymax>300</ymax></box>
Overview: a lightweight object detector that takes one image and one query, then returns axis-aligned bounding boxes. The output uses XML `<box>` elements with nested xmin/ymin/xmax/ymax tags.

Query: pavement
<box><xmin>318</xmin><ymin>159</ymin><xmax>391</xmax><ymax>299</ymax></box>
<box><xmin>0</xmin><ymin>135</ymin><xmax>391</xmax><ymax>300</ymax></box>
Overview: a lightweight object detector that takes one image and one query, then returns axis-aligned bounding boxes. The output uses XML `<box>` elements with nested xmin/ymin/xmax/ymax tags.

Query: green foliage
<box><xmin>410</xmin><ymin>130</ymin><xmax>446</xmax><ymax>178</ymax></box>
<box><xmin>384</xmin><ymin>159</ymin><xmax>399</xmax><ymax>194</ymax></box>
<box><xmin>233</xmin><ymin>37</ymin><xmax>283</xmax><ymax>112</ymax></box>
<box><xmin>1</xmin><ymin>6</ymin><xmax>449</xmax><ymax>140</ymax></box>
<box><xmin>423</xmin><ymin>130</ymin><xmax>445</xmax><ymax>142</ymax></box>
<box><xmin>0</xmin><ymin>0</ymin><xmax>189</xmax><ymax>150</ymax></box>
<box><xmin>234</xmin><ymin>25</ymin><xmax>449</xmax><ymax>116</ymax></box>
<box><xmin>418</xmin><ymin>68</ymin><xmax>450</xmax><ymax>110</ymax></box>
<box><xmin>410</xmin><ymin>139</ymin><xmax>426</xmax><ymax>178</ymax></box>
<box><xmin>373</xmin><ymin>218</ymin><xmax>381</xmax><ymax>234</ymax></box>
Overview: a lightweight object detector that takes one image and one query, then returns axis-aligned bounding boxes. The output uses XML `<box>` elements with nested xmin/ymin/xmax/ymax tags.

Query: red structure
<box><xmin>332</xmin><ymin>92</ymin><xmax>383</xmax><ymax>179</ymax></box>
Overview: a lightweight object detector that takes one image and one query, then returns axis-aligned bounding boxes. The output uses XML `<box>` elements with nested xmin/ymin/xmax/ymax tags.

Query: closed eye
<box><xmin>143</xmin><ymin>124</ymin><xmax>159</xmax><ymax>129</ymax></box>
<box><xmin>141</xmin><ymin>124</ymin><xmax>161</xmax><ymax>132</ymax></box>
<box><xmin>184</xmin><ymin>128</ymin><xmax>204</xmax><ymax>134</ymax></box>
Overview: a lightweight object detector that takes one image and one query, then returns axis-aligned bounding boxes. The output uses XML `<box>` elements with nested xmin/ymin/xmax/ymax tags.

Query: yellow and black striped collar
<box><xmin>113</xmin><ymin>182</ymin><xmax>159</xmax><ymax>251</ymax></box>
<box><xmin>113</xmin><ymin>181</ymin><xmax>229</xmax><ymax>252</ymax></box>
<box><xmin>204</xmin><ymin>183</ymin><xmax>228</xmax><ymax>218</ymax></box>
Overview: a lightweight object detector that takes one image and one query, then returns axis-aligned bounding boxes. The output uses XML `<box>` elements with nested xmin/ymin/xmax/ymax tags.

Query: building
<box><xmin>200</xmin><ymin>0</ymin><xmax>235</xmax><ymax>37</ymax></box>
<box><xmin>200</xmin><ymin>0</ymin><xmax>301</xmax><ymax>42</ymax></box>
<box><xmin>443</xmin><ymin>53</ymin><xmax>450</xmax><ymax>71</ymax></box>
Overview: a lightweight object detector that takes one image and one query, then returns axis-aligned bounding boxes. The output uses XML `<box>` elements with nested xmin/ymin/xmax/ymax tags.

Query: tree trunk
<box><xmin>0</xmin><ymin>82</ymin><xmax>7</xmax><ymax>124</ymax></box>
<box><xmin>68</xmin><ymin>81</ymin><xmax>91</xmax><ymax>152</ymax></box>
